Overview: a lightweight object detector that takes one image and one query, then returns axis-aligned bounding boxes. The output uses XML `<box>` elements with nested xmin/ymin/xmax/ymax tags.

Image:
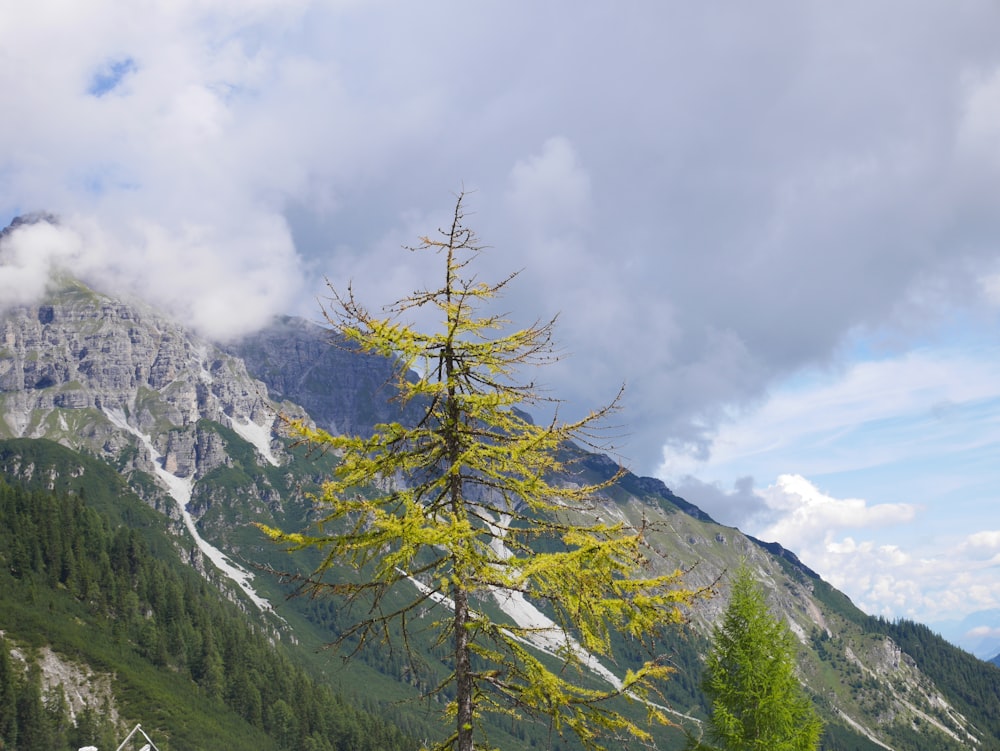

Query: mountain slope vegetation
<box><xmin>0</xmin><ymin>438</ymin><xmax>415</xmax><ymax>751</ymax></box>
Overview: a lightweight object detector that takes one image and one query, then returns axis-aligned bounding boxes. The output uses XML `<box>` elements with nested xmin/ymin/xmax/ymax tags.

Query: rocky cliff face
<box><xmin>227</xmin><ymin>314</ymin><xmax>425</xmax><ymax>439</ymax></box>
<box><xmin>0</xmin><ymin>277</ymin><xmax>278</xmax><ymax>482</ymax></box>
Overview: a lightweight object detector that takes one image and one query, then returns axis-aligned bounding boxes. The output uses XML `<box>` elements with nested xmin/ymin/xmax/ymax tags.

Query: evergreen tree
<box><xmin>0</xmin><ymin>467</ymin><xmax>414</xmax><ymax>751</ymax></box>
<box><xmin>266</xmin><ymin>698</ymin><xmax>299</xmax><ymax>749</ymax></box>
<box><xmin>44</xmin><ymin>683</ymin><xmax>71</xmax><ymax>750</ymax></box>
<box><xmin>261</xmin><ymin>192</ymin><xmax>697</xmax><ymax>751</ymax></box>
<box><xmin>0</xmin><ymin>636</ymin><xmax>16</xmax><ymax>749</ymax></box>
<box><xmin>15</xmin><ymin>663</ymin><xmax>52</xmax><ymax>751</ymax></box>
<box><xmin>696</xmin><ymin>566</ymin><xmax>822</xmax><ymax>751</ymax></box>
<box><xmin>69</xmin><ymin>705</ymin><xmax>117</xmax><ymax>751</ymax></box>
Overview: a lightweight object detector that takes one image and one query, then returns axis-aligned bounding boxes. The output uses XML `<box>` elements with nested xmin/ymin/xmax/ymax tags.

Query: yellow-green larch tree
<box><xmin>260</xmin><ymin>192</ymin><xmax>698</xmax><ymax>751</ymax></box>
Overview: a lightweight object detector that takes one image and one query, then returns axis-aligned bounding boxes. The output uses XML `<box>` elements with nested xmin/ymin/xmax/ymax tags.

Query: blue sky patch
<box><xmin>88</xmin><ymin>57</ymin><xmax>138</xmax><ymax>97</ymax></box>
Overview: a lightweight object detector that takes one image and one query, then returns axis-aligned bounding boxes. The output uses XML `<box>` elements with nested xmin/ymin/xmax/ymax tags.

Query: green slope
<box><xmin>0</xmin><ymin>438</ymin><xmax>415</xmax><ymax>751</ymax></box>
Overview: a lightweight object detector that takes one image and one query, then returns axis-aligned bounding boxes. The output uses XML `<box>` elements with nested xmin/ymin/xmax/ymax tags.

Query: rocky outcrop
<box><xmin>0</xmin><ymin>278</ymin><xmax>278</xmax><ymax>482</ymax></box>
<box><xmin>7</xmin><ymin>643</ymin><xmax>118</xmax><ymax>725</ymax></box>
<box><xmin>228</xmin><ymin>315</ymin><xmax>426</xmax><ymax>439</ymax></box>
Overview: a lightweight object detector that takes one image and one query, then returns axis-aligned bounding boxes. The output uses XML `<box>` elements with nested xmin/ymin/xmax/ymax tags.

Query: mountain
<box><xmin>3</xmin><ymin>272</ymin><xmax>1000</xmax><ymax>750</ymax></box>
<box><xmin>225</xmin><ymin>314</ymin><xmax>428</xmax><ymax>441</ymax></box>
<box><xmin>930</xmin><ymin>609</ymin><xmax>1000</xmax><ymax>659</ymax></box>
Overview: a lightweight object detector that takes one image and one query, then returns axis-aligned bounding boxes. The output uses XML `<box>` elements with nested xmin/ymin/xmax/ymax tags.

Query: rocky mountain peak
<box><xmin>0</xmin><ymin>211</ymin><xmax>60</xmax><ymax>241</ymax></box>
<box><xmin>0</xmin><ymin>277</ymin><xmax>279</xmax><ymax>481</ymax></box>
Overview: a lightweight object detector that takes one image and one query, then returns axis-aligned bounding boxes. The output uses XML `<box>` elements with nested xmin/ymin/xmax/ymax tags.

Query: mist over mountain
<box><xmin>3</xmin><ymin>270</ymin><xmax>1000</xmax><ymax>750</ymax></box>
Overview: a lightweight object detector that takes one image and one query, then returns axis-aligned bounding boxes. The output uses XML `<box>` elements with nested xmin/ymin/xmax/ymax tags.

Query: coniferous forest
<box><xmin>0</xmin><ymin>441</ymin><xmax>417</xmax><ymax>751</ymax></box>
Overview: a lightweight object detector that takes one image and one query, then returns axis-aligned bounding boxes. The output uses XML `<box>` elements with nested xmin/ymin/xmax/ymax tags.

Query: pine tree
<box><xmin>0</xmin><ymin>636</ymin><xmax>16</xmax><ymax>749</ymax></box>
<box><xmin>44</xmin><ymin>683</ymin><xmax>71</xmax><ymax>750</ymax></box>
<box><xmin>261</xmin><ymin>192</ymin><xmax>697</xmax><ymax>751</ymax></box>
<box><xmin>697</xmin><ymin>565</ymin><xmax>822</xmax><ymax>751</ymax></box>
<box><xmin>15</xmin><ymin>663</ymin><xmax>53</xmax><ymax>751</ymax></box>
<box><xmin>69</xmin><ymin>705</ymin><xmax>116</xmax><ymax>751</ymax></box>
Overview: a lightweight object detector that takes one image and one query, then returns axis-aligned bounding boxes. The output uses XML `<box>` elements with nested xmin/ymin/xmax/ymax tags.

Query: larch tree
<box><xmin>696</xmin><ymin>565</ymin><xmax>822</xmax><ymax>751</ymax></box>
<box><xmin>260</xmin><ymin>192</ymin><xmax>698</xmax><ymax>751</ymax></box>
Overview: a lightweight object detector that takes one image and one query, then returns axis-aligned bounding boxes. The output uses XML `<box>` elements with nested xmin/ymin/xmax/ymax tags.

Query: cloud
<box><xmin>0</xmin><ymin>1</ymin><xmax>316</xmax><ymax>338</ymax></box>
<box><xmin>99</xmin><ymin>216</ymin><xmax>305</xmax><ymax>341</ymax></box>
<box><xmin>673</xmin><ymin>475</ymin><xmax>769</xmax><ymax>529</ymax></box>
<box><xmin>0</xmin><ymin>220</ymin><xmax>84</xmax><ymax>308</ymax></box>
<box><xmin>964</xmin><ymin>530</ymin><xmax>1000</xmax><ymax>549</ymax></box>
<box><xmin>674</xmin><ymin>472</ymin><xmax>930</xmax><ymax>619</ymax></box>
<box><xmin>958</xmin><ymin>66</ymin><xmax>1000</xmax><ymax>168</ymax></box>
<box><xmin>700</xmin><ymin>474</ymin><xmax>1000</xmax><ymax>624</ymax></box>
<box><xmin>658</xmin><ymin>342</ymin><xmax>1000</xmax><ymax>630</ymax></box>
<box><xmin>659</xmin><ymin>349</ymin><xmax>1000</xmax><ymax>481</ymax></box>
<box><xmin>753</xmin><ymin>474</ymin><xmax>917</xmax><ymax>552</ymax></box>
<box><xmin>0</xmin><ymin>213</ymin><xmax>304</xmax><ymax>341</ymax></box>
<box><xmin>3</xmin><ymin>2</ymin><xmax>1000</xmax><ymax>473</ymax></box>
<box><xmin>819</xmin><ymin>543</ymin><xmax>1000</xmax><ymax>623</ymax></box>
<box><xmin>966</xmin><ymin>625</ymin><xmax>1000</xmax><ymax>640</ymax></box>
<box><xmin>960</xmin><ymin>531</ymin><xmax>1000</xmax><ymax>565</ymax></box>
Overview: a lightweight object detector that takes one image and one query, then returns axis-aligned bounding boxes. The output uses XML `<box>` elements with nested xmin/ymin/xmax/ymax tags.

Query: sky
<box><xmin>2</xmin><ymin>1</ymin><xmax>1000</xmax><ymax>653</ymax></box>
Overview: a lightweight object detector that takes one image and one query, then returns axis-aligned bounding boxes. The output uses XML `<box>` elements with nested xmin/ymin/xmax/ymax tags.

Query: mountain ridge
<box><xmin>2</xmin><ymin>272</ymin><xmax>1000</xmax><ymax>750</ymax></box>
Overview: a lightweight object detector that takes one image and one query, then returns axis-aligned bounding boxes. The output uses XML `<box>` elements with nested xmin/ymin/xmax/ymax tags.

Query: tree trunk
<box><xmin>454</xmin><ymin>582</ymin><xmax>474</xmax><ymax>751</ymax></box>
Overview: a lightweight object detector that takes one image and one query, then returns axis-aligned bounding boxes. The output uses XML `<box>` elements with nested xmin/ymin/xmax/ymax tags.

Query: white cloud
<box><xmin>707</xmin><ymin>474</ymin><xmax>1000</xmax><ymax>624</ymax></box>
<box><xmin>753</xmin><ymin>474</ymin><xmax>916</xmax><ymax>553</ymax></box>
<box><xmin>663</xmin><ymin>345</ymin><xmax>1000</xmax><ymax>627</ymax></box>
<box><xmin>0</xmin><ymin>221</ymin><xmax>84</xmax><ymax>308</ymax></box>
<box><xmin>114</xmin><ymin>216</ymin><xmax>304</xmax><ymax>340</ymax></box>
<box><xmin>842</xmin><ymin>550</ymin><xmax>1000</xmax><ymax>623</ymax></box>
<box><xmin>963</xmin><ymin>530</ymin><xmax>1000</xmax><ymax>550</ymax></box>
<box><xmin>0</xmin><ymin>1</ymin><xmax>317</xmax><ymax>337</ymax></box>
<box><xmin>0</xmin><ymin>213</ymin><xmax>303</xmax><ymax>341</ymax></box>
<box><xmin>966</xmin><ymin>625</ymin><xmax>1000</xmax><ymax>639</ymax></box>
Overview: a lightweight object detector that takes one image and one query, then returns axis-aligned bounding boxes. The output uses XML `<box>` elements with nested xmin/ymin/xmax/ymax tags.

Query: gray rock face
<box><xmin>0</xmin><ymin>278</ymin><xmax>278</xmax><ymax>481</ymax></box>
<box><xmin>228</xmin><ymin>315</ymin><xmax>424</xmax><ymax>439</ymax></box>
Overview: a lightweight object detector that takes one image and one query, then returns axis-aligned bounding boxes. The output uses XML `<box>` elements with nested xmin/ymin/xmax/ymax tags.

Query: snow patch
<box><xmin>398</xmin><ymin>569</ymin><xmax>621</xmax><ymax>684</ymax></box>
<box><xmin>228</xmin><ymin>415</ymin><xmax>279</xmax><ymax>467</ymax></box>
<box><xmin>103</xmin><ymin>408</ymin><xmax>272</xmax><ymax>611</ymax></box>
<box><xmin>491</xmin><ymin>586</ymin><xmax>624</xmax><ymax>689</ymax></box>
<box><xmin>482</xmin><ymin>510</ymin><xmax>623</xmax><ymax>687</ymax></box>
<box><xmin>400</xmin><ymin>548</ymin><xmax>704</xmax><ymax>727</ymax></box>
<box><xmin>388</xmin><ymin>498</ymin><xmax>707</xmax><ymax>729</ymax></box>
